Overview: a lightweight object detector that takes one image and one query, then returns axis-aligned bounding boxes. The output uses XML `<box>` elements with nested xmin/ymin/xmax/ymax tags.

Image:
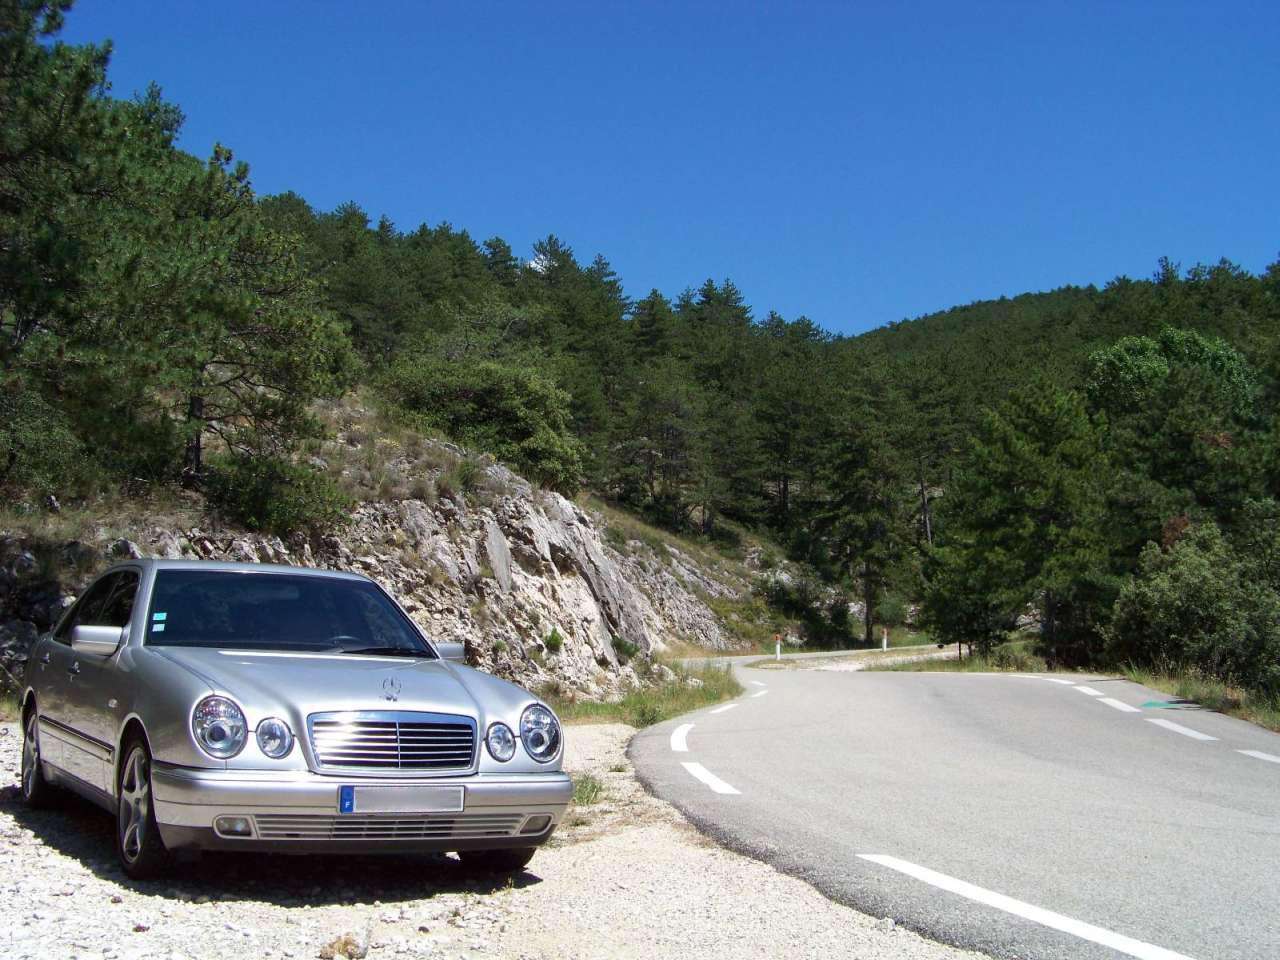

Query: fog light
<box><xmin>214</xmin><ymin>816</ymin><xmax>253</xmax><ymax>838</ymax></box>
<box><xmin>521</xmin><ymin>814</ymin><xmax>552</xmax><ymax>835</ymax></box>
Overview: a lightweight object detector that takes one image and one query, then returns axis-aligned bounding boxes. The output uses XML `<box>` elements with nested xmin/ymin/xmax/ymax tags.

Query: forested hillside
<box><xmin>4</xmin><ymin>2</ymin><xmax>1280</xmax><ymax>698</ymax></box>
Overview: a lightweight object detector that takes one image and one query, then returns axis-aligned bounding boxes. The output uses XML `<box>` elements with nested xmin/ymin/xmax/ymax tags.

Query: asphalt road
<box><xmin>630</xmin><ymin>664</ymin><xmax>1280</xmax><ymax>960</ymax></box>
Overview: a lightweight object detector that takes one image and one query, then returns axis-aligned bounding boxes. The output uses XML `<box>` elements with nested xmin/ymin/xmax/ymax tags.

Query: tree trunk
<box><xmin>1043</xmin><ymin>591</ymin><xmax>1058</xmax><ymax>665</ymax></box>
<box><xmin>919</xmin><ymin>470</ymin><xmax>933</xmax><ymax>547</ymax></box>
<box><xmin>182</xmin><ymin>395</ymin><xmax>204</xmax><ymax>486</ymax></box>
<box><xmin>862</xmin><ymin>561</ymin><xmax>875</xmax><ymax>646</ymax></box>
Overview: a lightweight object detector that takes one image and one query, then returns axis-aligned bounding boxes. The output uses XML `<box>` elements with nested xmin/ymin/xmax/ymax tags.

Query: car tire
<box><xmin>116</xmin><ymin>737</ymin><xmax>171</xmax><ymax>880</ymax></box>
<box><xmin>458</xmin><ymin>847</ymin><xmax>537</xmax><ymax>874</ymax></box>
<box><xmin>20</xmin><ymin>709</ymin><xmax>54</xmax><ymax>808</ymax></box>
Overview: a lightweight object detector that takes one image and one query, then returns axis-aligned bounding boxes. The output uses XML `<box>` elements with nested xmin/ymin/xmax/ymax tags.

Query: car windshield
<box><xmin>145</xmin><ymin>570</ymin><xmax>435</xmax><ymax>656</ymax></box>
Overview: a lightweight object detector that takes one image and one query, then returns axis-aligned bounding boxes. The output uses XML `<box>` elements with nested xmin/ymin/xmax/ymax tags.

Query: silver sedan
<box><xmin>18</xmin><ymin>560</ymin><xmax>572</xmax><ymax>879</ymax></box>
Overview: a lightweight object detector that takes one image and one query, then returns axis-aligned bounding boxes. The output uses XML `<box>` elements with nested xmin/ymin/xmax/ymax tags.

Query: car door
<box><xmin>67</xmin><ymin>569</ymin><xmax>140</xmax><ymax>794</ymax></box>
<box><xmin>44</xmin><ymin>572</ymin><xmax>126</xmax><ymax>793</ymax></box>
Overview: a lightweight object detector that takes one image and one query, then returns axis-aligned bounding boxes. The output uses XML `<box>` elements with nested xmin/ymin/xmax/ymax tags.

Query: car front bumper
<box><xmin>151</xmin><ymin>765</ymin><xmax>573</xmax><ymax>854</ymax></box>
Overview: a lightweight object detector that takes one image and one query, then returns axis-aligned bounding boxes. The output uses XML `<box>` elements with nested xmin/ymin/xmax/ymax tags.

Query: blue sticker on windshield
<box><xmin>152</xmin><ymin>611</ymin><xmax>167</xmax><ymax>622</ymax></box>
<box><xmin>152</xmin><ymin>623</ymin><xmax>165</xmax><ymax>633</ymax></box>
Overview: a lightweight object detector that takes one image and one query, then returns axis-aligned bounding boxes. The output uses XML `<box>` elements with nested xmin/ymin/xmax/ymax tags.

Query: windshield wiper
<box><xmin>340</xmin><ymin>646</ymin><xmax>432</xmax><ymax>658</ymax></box>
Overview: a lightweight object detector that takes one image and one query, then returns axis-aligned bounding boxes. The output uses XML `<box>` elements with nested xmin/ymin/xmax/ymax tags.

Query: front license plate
<box><xmin>338</xmin><ymin>785</ymin><xmax>465</xmax><ymax>814</ymax></box>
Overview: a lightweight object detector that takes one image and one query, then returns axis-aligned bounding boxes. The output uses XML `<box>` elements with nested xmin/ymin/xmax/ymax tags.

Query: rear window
<box><xmin>145</xmin><ymin>570</ymin><xmax>434</xmax><ymax>655</ymax></box>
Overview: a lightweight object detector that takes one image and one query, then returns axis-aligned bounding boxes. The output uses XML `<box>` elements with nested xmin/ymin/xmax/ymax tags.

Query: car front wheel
<box><xmin>20</xmin><ymin>710</ymin><xmax>54</xmax><ymax>808</ymax></box>
<box><xmin>458</xmin><ymin>847</ymin><xmax>537</xmax><ymax>874</ymax></box>
<box><xmin>116</xmin><ymin>738</ymin><xmax>171</xmax><ymax>880</ymax></box>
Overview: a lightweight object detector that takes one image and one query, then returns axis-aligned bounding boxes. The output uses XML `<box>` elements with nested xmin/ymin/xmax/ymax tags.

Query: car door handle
<box><xmin>67</xmin><ymin>662</ymin><xmax>81</xmax><ymax>676</ymax></box>
<box><xmin>40</xmin><ymin>653</ymin><xmax>51</xmax><ymax>665</ymax></box>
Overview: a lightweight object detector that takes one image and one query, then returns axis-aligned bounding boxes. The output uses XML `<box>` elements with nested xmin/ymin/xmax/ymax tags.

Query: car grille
<box><xmin>253</xmin><ymin>814</ymin><xmax>522</xmax><ymax>840</ymax></box>
<box><xmin>308</xmin><ymin>711</ymin><xmax>477</xmax><ymax>772</ymax></box>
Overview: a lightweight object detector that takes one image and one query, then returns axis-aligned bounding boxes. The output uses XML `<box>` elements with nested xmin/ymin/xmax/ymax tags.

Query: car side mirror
<box><xmin>71</xmin><ymin>624</ymin><xmax>126</xmax><ymax>657</ymax></box>
<box><xmin>436</xmin><ymin>640</ymin><xmax>467</xmax><ymax>663</ymax></box>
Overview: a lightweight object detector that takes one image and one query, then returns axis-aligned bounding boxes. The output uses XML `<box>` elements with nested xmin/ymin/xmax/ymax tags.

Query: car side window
<box><xmin>101</xmin><ymin>571</ymin><xmax>140</xmax><ymax>628</ymax></box>
<box><xmin>55</xmin><ymin>573</ymin><xmax>121</xmax><ymax>643</ymax></box>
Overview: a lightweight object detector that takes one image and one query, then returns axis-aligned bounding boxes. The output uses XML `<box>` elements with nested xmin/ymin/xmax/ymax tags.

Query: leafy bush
<box><xmin>381</xmin><ymin>354</ymin><xmax>585</xmax><ymax>493</ymax></box>
<box><xmin>543</xmin><ymin>628</ymin><xmax>565</xmax><ymax>654</ymax></box>
<box><xmin>1107</xmin><ymin>522</ymin><xmax>1280</xmax><ymax>695</ymax></box>
<box><xmin>612</xmin><ymin>636</ymin><xmax>640</xmax><ymax>662</ymax></box>
<box><xmin>0</xmin><ymin>380</ymin><xmax>90</xmax><ymax>496</ymax></box>
<box><xmin>206</xmin><ymin>456</ymin><xmax>351</xmax><ymax>535</ymax></box>
<box><xmin>876</xmin><ymin>593</ymin><xmax>911</xmax><ymax>628</ymax></box>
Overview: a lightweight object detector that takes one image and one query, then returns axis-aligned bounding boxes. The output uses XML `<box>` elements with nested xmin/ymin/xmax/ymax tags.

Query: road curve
<box><xmin>630</xmin><ymin>664</ymin><xmax>1280</xmax><ymax>960</ymax></box>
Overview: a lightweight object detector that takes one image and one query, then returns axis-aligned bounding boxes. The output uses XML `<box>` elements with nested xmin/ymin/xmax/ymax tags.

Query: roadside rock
<box><xmin>0</xmin><ymin>452</ymin><xmax>754</xmax><ymax>699</ymax></box>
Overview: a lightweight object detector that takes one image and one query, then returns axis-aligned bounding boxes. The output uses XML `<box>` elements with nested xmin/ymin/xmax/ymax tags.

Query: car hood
<box><xmin>152</xmin><ymin>647</ymin><xmax>484</xmax><ymax>724</ymax></box>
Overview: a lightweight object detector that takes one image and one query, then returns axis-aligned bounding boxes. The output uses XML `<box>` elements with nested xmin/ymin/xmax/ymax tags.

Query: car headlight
<box><xmin>520</xmin><ymin>704</ymin><xmax>561</xmax><ymax>763</ymax></box>
<box><xmin>256</xmin><ymin>717</ymin><xmax>294</xmax><ymax>759</ymax></box>
<box><xmin>486</xmin><ymin>722</ymin><xmax>516</xmax><ymax>762</ymax></box>
<box><xmin>192</xmin><ymin>696</ymin><xmax>247</xmax><ymax>759</ymax></box>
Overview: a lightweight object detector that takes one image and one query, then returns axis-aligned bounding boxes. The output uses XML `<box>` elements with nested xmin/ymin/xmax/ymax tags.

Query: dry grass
<box><xmin>0</xmin><ymin>486</ymin><xmax>202</xmax><ymax>546</ymax></box>
<box><xmin>1123</xmin><ymin>667</ymin><xmax>1280</xmax><ymax>734</ymax></box>
<box><xmin>546</xmin><ymin>663</ymin><xmax>742</xmax><ymax>728</ymax></box>
<box><xmin>572</xmin><ymin>773</ymin><xmax>605</xmax><ymax>805</ymax></box>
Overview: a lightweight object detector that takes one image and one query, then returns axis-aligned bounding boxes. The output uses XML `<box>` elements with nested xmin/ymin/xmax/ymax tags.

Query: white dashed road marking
<box><xmin>1099</xmin><ymin>697</ymin><xmax>1142</xmax><ymax>713</ymax></box>
<box><xmin>709</xmin><ymin>703</ymin><xmax>739</xmax><ymax>715</ymax></box>
<box><xmin>858</xmin><ymin>855</ymin><xmax>1196</xmax><ymax>960</ymax></box>
<box><xmin>1043</xmin><ymin>678</ymin><xmax>1077</xmax><ymax>685</ymax></box>
<box><xmin>1145</xmin><ymin>718</ymin><xmax>1218</xmax><ymax>741</ymax></box>
<box><xmin>1238</xmin><ymin>749</ymin><xmax>1280</xmax><ymax>764</ymax></box>
<box><xmin>670</xmin><ymin>723</ymin><xmax>693</xmax><ymax>752</ymax></box>
<box><xmin>1073</xmin><ymin>686</ymin><xmax>1106</xmax><ymax>697</ymax></box>
<box><xmin>751</xmin><ymin>689</ymin><xmax>769</xmax><ymax>699</ymax></box>
<box><xmin>681</xmin><ymin>761</ymin><xmax>741</xmax><ymax>795</ymax></box>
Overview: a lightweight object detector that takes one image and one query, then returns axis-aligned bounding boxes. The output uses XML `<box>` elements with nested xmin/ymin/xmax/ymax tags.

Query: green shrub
<box><xmin>544</xmin><ymin>628</ymin><xmax>564</xmax><ymax>654</ymax></box>
<box><xmin>457</xmin><ymin>457</ymin><xmax>482</xmax><ymax>493</ymax></box>
<box><xmin>572</xmin><ymin>773</ymin><xmax>604</xmax><ymax>805</ymax></box>
<box><xmin>380</xmin><ymin>354</ymin><xmax>584</xmax><ymax>493</ymax></box>
<box><xmin>1107</xmin><ymin>522</ymin><xmax>1280</xmax><ymax>696</ymax></box>
<box><xmin>206</xmin><ymin>456</ymin><xmax>351</xmax><ymax>535</ymax></box>
<box><xmin>603</xmin><ymin>526</ymin><xmax>629</xmax><ymax>552</ymax></box>
<box><xmin>876</xmin><ymin>593</ymin><xmax>911</xmax><ymax>628</ymax></box>
<box><xmin>613</xmin><ymin>636</ymin><xmax>640</xmax><ymax>662</ymax></box>
<box><xmin>0</xmin><ymin>379</ymin><xmax>91</xmax><ymax>496</ymax></box>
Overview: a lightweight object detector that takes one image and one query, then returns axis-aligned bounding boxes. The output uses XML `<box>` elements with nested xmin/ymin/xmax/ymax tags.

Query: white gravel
<box><xmin>0</xmin><ymin>720</ymin><xmax>981</xmax><ymax>960</ymax></box>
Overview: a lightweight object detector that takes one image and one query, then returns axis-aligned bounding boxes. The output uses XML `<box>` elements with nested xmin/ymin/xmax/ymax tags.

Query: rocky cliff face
<box><xmin>1</xmin><ymin>456</ymin><xmax>748</xmax><ymax>700</ymax></box>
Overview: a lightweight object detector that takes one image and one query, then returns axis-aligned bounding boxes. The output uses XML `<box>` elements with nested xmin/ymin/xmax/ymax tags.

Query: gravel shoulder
<box><xmin>1</xmin><ymin>721</ymin><xmax>982</xmax><ymax>960</ymax></box>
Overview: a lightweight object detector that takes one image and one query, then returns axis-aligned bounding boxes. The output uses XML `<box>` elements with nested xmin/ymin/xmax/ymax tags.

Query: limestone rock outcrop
<box><xmin>1</xmin><ymin>459</ymin><xmax>747</xmax><ymax>700</ymax></box>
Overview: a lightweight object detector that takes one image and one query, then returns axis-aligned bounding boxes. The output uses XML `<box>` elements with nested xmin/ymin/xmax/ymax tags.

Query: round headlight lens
<box><xmin>192</xmin><ymin>696</ymin><xmax>247</xmax><ymax>759</ymax></box>
<box><xmin>486</xmin><ymin>722</ymin><xmax>516</xmax><ymax>762</ymax></box>
<box><xmin>520</xmin><ymin>704</ymin><xmax>561</xmax><ymax>763</ymax></box>
<box><xmin>256</xmin><ymin>717</ymin><xmax>294</xmax><ymax>759</ymax></box>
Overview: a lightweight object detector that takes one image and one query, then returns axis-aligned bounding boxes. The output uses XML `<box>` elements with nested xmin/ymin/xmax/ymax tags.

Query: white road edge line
<box><xmin>857</xmin><ymin>855</ymin><xmax>1196</xmax><ymax>960</ymax></box>
<box><xmin>670</xmin><ymin>723</ymin><xmax>693</xmax><ymax>753</ymax></box>
<box><xmin>709</xmin><ymin>703</ymin><xmax>739</xmax><ymax>715</ymax></box>
<box><xmin>749</xmin><ymin>681</ymin><xmax>767</xmax><ymax>687</ymax></box>
<box><xmin>1099</xmin><ymin>697</ymin><xmax>1142</xmax><ymax>713</ymax></box>
<box><xmin>1073</xmin><ymin>686</ymin><xmax>1106</xmax><ymax>697</ymax></box>
<box><xmin>1145</xmin><ymin>718</ymin><xmax>1218</xmax><ymax>741</ymax></box>
<box><xmin>681</xmin><ymin>761</ymin><xmax>741</xmax><ymax>795</ymax></box>
<box><xmin>1043</xmin><ymin>678</ymin><xmax>1077</xmax><ymax>685</ymax></box>
<box><xmin>751</xmin><ymin>689</ymin><xmax>769</xmax><ymax>699</ymax></box>
<box><xmin>1238</xmin><ymin>749</ymin><xmax>1280</xmax><ymax>764</ymax></box>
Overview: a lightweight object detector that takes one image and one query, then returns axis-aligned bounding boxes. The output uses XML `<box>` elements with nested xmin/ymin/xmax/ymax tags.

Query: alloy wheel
<box><xmin>21</xmin><ymin>713</ymin><xmax>39</xmax><ymax>799</ymax></box>
<box><xmin>118</xmin><ymin>747</ymin><xmax>151</xmax><ymax>864</ymax></box>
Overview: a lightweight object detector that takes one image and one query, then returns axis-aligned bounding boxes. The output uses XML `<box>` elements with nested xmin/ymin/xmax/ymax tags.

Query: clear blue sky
<box><xmin>61</xmin><ymin>1</ymin><xmax>1280</xmax><ymax>335</ymax></box>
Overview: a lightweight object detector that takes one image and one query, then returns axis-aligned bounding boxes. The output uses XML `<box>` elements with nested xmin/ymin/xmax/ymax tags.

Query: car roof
<box><xmin>112</xmin><ymin>558</ymin><xmax>369</xmax><ymax>582</ymax></box>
